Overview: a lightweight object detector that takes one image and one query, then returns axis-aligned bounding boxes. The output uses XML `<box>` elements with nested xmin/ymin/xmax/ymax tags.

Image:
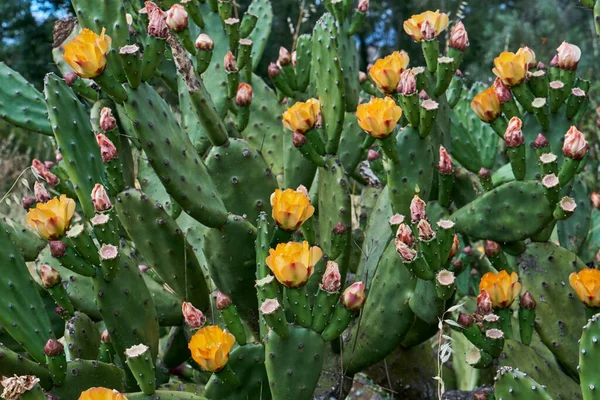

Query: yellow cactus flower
<box><xmin>471</xmin><ymin>86</ymin><xmax>501</xmax><ymax>123</ymax></box>
<box><xmin>403</xmin><ymin>10</ymin><xmax>449</xmax><ymax>42</ymax></box>
<box><xmin>282</xmin><ymin>98</ymin><xmax>321</xmax><ymax>134</ymax></box>
<box><xmin>188</xmin><ymin>325</ymin><xmax>236</xmax><ymax>372</ymax></box>
<box><xmin>63</xmin><ymin>28</ymin><xmax>112</xmax><ymax>79</ymax></box>
<box><xmin>356</xmin><ymin>97</ymin><xmax>403</xmax><ymax>139</ymax></box>
<box><xmin>79</xmin><ymin>388</ymin><xmax>127</xmax><ymax>400</ymax></box>
<box><xmin>271</xmin><ymin>188</ymin><xmax>315</xmax><ymax>231</ymax></box>
<box><xmin>26</xmin><ymin>194</ymin><xmax>76</xmax><ymax>240</ymax></box>
<box><xmin>569</xmin><ymin>268</ymin><xmax>600</xmax><ymax>308</ymax></box>
<box><xmin>265</xmin><ymin>241</ymin><xmax>323</xmax><ymax>288</ymax></box>
<box><xmin>516</xmin><ymin>46</ymin><xmax>536</xmax><ymax>69</ymax></box>
<box><xmin>368</xmin><ymin>51</ymin><xmax>410</xmax><ymax>94</ymax></box>
<box><xmin>492</xmin><ymin>51</ymin><xmax>528</xmax><ymax>87</ymax></box>
<box><xmin>479</xmin><ymin>270</ymin><xmax>522</xmax><ymax>309</ymax></box>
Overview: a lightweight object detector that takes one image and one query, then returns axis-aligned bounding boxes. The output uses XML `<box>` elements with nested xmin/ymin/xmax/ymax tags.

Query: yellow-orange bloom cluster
<box><xmin>271</xmin><ymin>188</ymin><xmax>314</xmax><ymax>231</ymax></box>
<box><xmin>403</xmin><ymin>10</ymin><xmax>449</xmax><ymax>42</ymax></box>
<box><xmin>26</xmin><ymin>195</ymin><xmax>76</xmax><ymax>240</ymax></box>
<box><xmin>78</xmin><ymin>388</ymin><xmax>127</xmax><ymax>400</ymax></box>
<box><xmin>471</xmin><ymin>86</ymin><xmax>501</xmax><ymax>123</ymax></box>
<box><xmin>356</xmin><ymin>97</ymin><xmax>403</xmax><ymax>139</ymax></box>
<box><xmin>188</xmin><ymin>325</ymin><xmax>236</xmax><ymax>372</ymax></box>
<box><xmin>63</xmin><ymin>28</ymin><xmax>112</xmax><ymax>79</ymax></box>
<box><xmin>479</xmin><ymin>270</ymin><xmax>522</xmax><ymax>308</ymax></box>
<box><xmin>265</xmin><ymin>241</ymin><xmax>323</xmax><ymax>288</ymax></box>
<box><xmin>492</xmin><ymin>51</ymin><xmax>528</xmax><ymax>87</ymax></box>
<box><xmin>569</xmin><ymin>268</ymin><xmax>600</xmax><ymax>308</ymax></box>
<box><xmin>282</xmin><ymin>98</ymin><xmax>321</xmax><ymax>134</ymax></box>
<box><xmin>368</xmin><ymin>51</ymin><xmax>410</xmax><ymax>94</ymax></box>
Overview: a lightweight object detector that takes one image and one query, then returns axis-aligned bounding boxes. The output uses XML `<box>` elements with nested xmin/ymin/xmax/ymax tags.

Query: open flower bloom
<box><xmin>492</xmin><ymin>51</ymin><xmax>528</xmax><ymax>87</ymax></box>
<box><xmin>78</xmin><ymin>388</ymin><xmax>127</xmax><ymax>400</ymax></box>
<box><xmin>479</xmin><ymin>270</ymin><xmax>522</xmax><ymax>308</ymax></box>
<box><xmin>471</xmin><ymin>86</ymin><xmax>501</xmax><ymax>123</ymax></box>
<box><xmin>282</xmin><ymin>98</ymin><xmax>321</xmax><ymax>134</ymax></box>
<box><xmin>368</xmin><ymin>51</ymin><xmax>410</xmax><ymax>93</ymax></box>
<box><xmin>63</xmin><ymin>28</ymin><xmax>112</xmax><ymax>79</ymax></box>
<box><xmin>265</xmin><ymin>241</ymin><xmax>323</xmax><ymax>288</ymax></box>
<box><xmin>188</xmin><ymin>325</ymin><xmax>236</xmax><ymax>372</ymax></box>
<box><xmin>356</xmin><ymin>97</ymin><xmax>402</xmax><ymax>139</ymax></box>
<box><xmin>403</xmin><ymin>10</ymin><xmax>449</xmax><ymax>42</ymax></box>
<box><xmin>26</xmin><ymin>195</ymin><xmax>76</xmax><ymax>240</ymax></box>
<box><xmin>569</xmin><ymin>268</ymin><xmax>600</xmax><ymax>307</ymax></box>
<box><xmin>270</xmin><ymin>188</ymin><xmax>315</xmax><ymax>231</ymax></box>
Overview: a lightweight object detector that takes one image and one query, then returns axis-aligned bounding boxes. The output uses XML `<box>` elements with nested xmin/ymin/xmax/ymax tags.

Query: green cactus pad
<box><xmin>247</xmin><ymin>0</ymin><xmax>273</xmax><ymax>71</ymax></box>
<box><xmin>338</xmin><ymin>113</ymin><xmax>367</xmax><ymax>174</ymax></box>
<box><xmin>494</xmin><ymin>366</ymin><xmax>552</xmax><ymax>400</ymax></box>
<box><xmin>579</xmin><ymin>314</ymin><xmax>600</xmax><ymax>399</ymax></box>
<box><xmin>0</xmin><ymin>214</ymin><xmax>45</xmax><ymax>261</ymax></box>
<box><xmin>65</xmin><ymin>312</ymin><xmax>101</xmax><ymax>360</ymax></box>
<box><xmin>283</xmin><ymin>130</ymin><xmax>318</xmax><ymax>189</ymax></box>
<box><xmin>0</xmin><ymin>343</ymin><xmax>52</xmax><ymax>389</ymax></box>
<box><xmin>127</xmin><ymin>392</ymin><xmax>207</xmax><ymax>400</ymax></box>
<box><xmin>294</xmin><ymin>34</ymin><xmax>312</xmax><ymax>92</ymax></box>
<box><xmin>337</xmin><ymin>22</ymin><xmax>360</xmax><ymax>112</ymax></box>
<box><xmin>177</xmin><ymin>74</ymin><xmax>211</xmax><ymax>156</ymax></box>
<box><xmin>557</xmin><ymin>178</ymin><xmax>591</xmax><ymax>254</ymax></box>
<box><xmin>50</xmin><ymin>360</ymin><xmax>126</xmax><ymax>400</ymax></box>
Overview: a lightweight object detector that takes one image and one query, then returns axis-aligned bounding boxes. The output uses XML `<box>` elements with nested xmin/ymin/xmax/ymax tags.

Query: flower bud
<box><xmin>417</xmin><ymin>219</ymin><xmax>435</xmax><ymax>241</ymax></box>
<box><xmin>101</xmin><ymin>329</ymin><xmax>111</xmax><ymax>343</ymax></box>
<box><xmin>333</xmin><ymin>222</ymin><xmax>347</xmax><ymax>236</ymax></box>
<box><xmin>358</xmin><ymin>71</ymin><xmax>368</xmax><ymax>84</ymax></box>
<box><xmin>419</xmin><ymin>89</ymin><xmax>430</xmax><ymax>100</ymax></box>
<box><xmin>591</xmin><ymin>192</ymin><xmax>600</xmax><ymax>209</ymax></box>
<box><xmin>64</xmin><ymin>71</ymin><xmax>78</xmax><ymax>86</ymax></box>
<box><xmin>224</xmin><ymin>51</ymin><xmax>238</xmax><ymax>72</ymax></box>
<box><xmin>448</xmin><ymin>21</ymin><xmax>469</xmax><ymax>51</ymax></box>
<box><xmin>91</xmin><ymin>184</ymin><xmax>112</xmax><ymax>212</ymax></box>
<box><xmin>278</xmin><ymin>47</ymin><xmax>292</xmax><ymax>66</ymax></box>
<box><xmin>396</xmin><ymin>223</ymin><xmax>415</xmax><ymax>247</ymax></box>
<box><xmin>367</xmin><ymin>149</ymin><xmax>380</xmax><ymax>162</ymax></box>
<box><xmin>292</xmin><ymin>132</ymin><xmax>307</xmax><ymax>148</ymax></box>
<box><xmin>493</xmin><ymin>77</ymin><xmax>512</xmax><ymax>104</ymax></box>
<box><xmin>504</xmin><ymin>117</ymin><xmax>524</xmax><ymax>148</ymax></box>
<box><xmin>563</xmin><ymin>126</ymin><xmax>588</xmax><ymax>160</ymax></box>
<box><xmin>100</xmin><ymin>107</ymin><xmax>117</xmax><ymax>132</ymax></box>
<box><xmin>471</xmin><ymin>86</ymin><xmax>501</xmax><ymax>123</ymax></box>
<box><xmin>55</xmin><ymin>150</ymin><xmax>62</xmax><ymax>162</ymax></box>
<box><xmin>34</xmin><ymin>182</ymin><xmax>51</xmax><ymax>204</ymax></box>
<box><xmin>476</xmin><ymin>290</ymin><xmax>493</xmax><ymax>315</ymax></box>
<box><xmin>484</xmin><ymin>240</ymin><xmax>501</xmax><ymax>258</ymax></box>
<box><xmin>182</xmin><ymin>302</ymin><xmax>206</xmax><ymax>329</ymax></box>
<box><xmin>235</xmin><ymin>83</ymin><xmax>253</xmax><ymax>107</ymax></box>
<box><xmin>451</xmin><ymin>258</ymin><xmax>463</xmax><ymax>271</ymax></box>
<box><xmin>357</xmin><ymin>0</ymin><xmax>369</xmax><ymax>13</ymax></box>
<box><xmin>438</xmin><ymin>146</ymin><xmax>453</xmax><ymax>174</ymax></box>
<box><xmin>291</xmin><ymin>51</ymin><xmax>297</xmax><ymax>67</ymax></box>
<box><xmin>44</xmin><ymin>338</ymin><xmax>64</xmax><ymax>357</ymax></box>
<box><xmin>145</xmin><ymin>1</ymin><xmax>168</xmax><ymax>39</ymax></box>
<box><xmin>410</xmin><ymin>195</ymin><xmax>427</xmax><ymax>223</ymax></box>
<box><xmin>216</xmin><ymin>291</ymin><xmax>232</xmax><ymax>310</ymax></box>
<box><xmin>457</xmin><ymin>312</ymin><xmax>474</xmax><ymax>328</ymax></box>
<box><xmin>195</xmin><ymin>33</ymin><xmax>214</xmax><ymax>50</ymax></box>
<box><xmin>341</xmin><ymin>281</ymin><xmax>366</xmax><ymax>311</ymax></box>
<box><xmin>96</xmin><ymin>134</ymin><xmax>118</xmax><ymax>162</ymax></box>
<box><xmin>473</xmin><ymin>391</ymin><xmax>489</xmax><ymax>400</ymax></box>
<box><xmin>517</xmin><ymin>46</ymin><xmax>536</xmax><ymax>69</ymax></box>
<box><xmin>397</xmin><ymin>69</ymin><xmax>417</xmax><ymax>95</ymax></box>
<box><xmin>519</xmin><ymin>291</ymin><xmax>536</xmax><ymax>309</ymax></box>
<box><xmin>166</xmin><ymin>4</ymin><xmax>188</xmax><ymax>32</ymax></box>
<box><xmin>22</xmin><ymin>196</ymin><xmax>35</xmax><ymax>210</ymax></box>
<box><xmin>268</xmin><ymin>62</ymin><xmax>280</xmax><ymax>79</ymax></box>
<box><xmin>556</xmin><ymin>41</ymin><xmax>581</xmax><ymax>70</ymax></box>
<box><xmin>395</xmin><ymin>240</ymin><xmax>417</xmax><ymax>262</ymax></box>
<box><xmin>420</xmin><ymin>20</ymin><xmax>436</xmax><ymax>41</ymax></box>
<box><xmin>49</xmin><ymin>240</ymin><xmax>67</xmax><ymax>258</ymax></box>
<box><xmin>39</xmin><ymin>264</ymin><xmax>61</xmax><ymax>288</ymax></box>
<box><xmin>44</xmin><ymin>161</ymin><xmax>54</xmax><ymax>169</ymax></box>
<box><xmin>533</xmin><ymin>133</ymin><xmax>549</xmax><ymax>149</ymax></box>
<box><xmin>321</xmin><ymin>261</ymin><xmax>341</xmax><ymax>292</ymax></box>
<box><xmin>448</xmin><ymin>234</ymin><xmax>459</xmax><ymax>259</ymax></box>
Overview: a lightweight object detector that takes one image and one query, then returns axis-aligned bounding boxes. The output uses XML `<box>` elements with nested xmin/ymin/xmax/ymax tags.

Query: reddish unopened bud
<box><xmin>278</xmin><ymin>47</ymin><xmax>292</xmax><ymax>66</ymax></box>
<box><xmin>216</xmin><ymin>291</ymin><xmax>232</xmax><ymax>310</ymax></box>
<box><xmin>476</xmin><ymin>290</ymin><xmax>493</xmax><ymax>315</ymax></box>
<box><xmin>357</xmin><ymin>0</ymin><xmax>369</xmax><ymax>13</ymax></box>
<box><xmin>473</xmin><ymin>391</ymin><xmax>489</xmax><ymax>400</ymax></box>
<box><xmin>195</xmin><ymin>33</ymin><xmax>214</xmax><ymax>50</ymax></box>
<box><xmin>455</xmin><ymin>69</ymin><xmax>463</xmax><ymax>78</ymax></box>
<box><xmin>224</xmin><ymin>51</ymin><xmax>238</xmax><ymax>72</ymax></box>
<box><xmin>341</xmin><ymin>281</ymin><xmax>366</xmax><ymax>311</ymax></box>
<box><xmin>182</xmin><ymin>302</ymin><xmax>206</xmax><ymax>329</ymax></box>
<box><xmin>333</xmin><ymin>222</ymin><xmax>347</xmax><ymax>235</ymax></box>
<box><xmin>556</xmin><ymin>41</ymin><xmax>581</xmax><ymax>70</ymax></box>
<box><xmin>484</xmin><ymin>240</ymin><xmax>501</xmax><ymax>258</ymax></box>
<box><xmin>420</xmin><ymin>20</ymin><xmax>436</xmax><ymax>41</ymax></box>
<box><xmin>22</xmin><ymin>196</ymin><xmax>35</xmax><ymax>210</ymax></box>
<box><xmin>504</xmin><ymin>117</ymin><xmax>524</xmax><ymax>147</ymax></box>
<box><xmin>145</xmin><ymin>1</ymin><xmax>168</xmax><ymax>38</ymax></box>
<box><xmin>292</xmin><ymin>132</ymin><xmax>307</xmax><ymax>148</ymax></box>
<box><xmin>321</xmin><ymin>261</ymin><xmax>341</xmax><ymax>292</ymax></box>
<box><xmin>418</xmin><ymin>90</ymin><xmax>430</xmax><ymax>100</ymax></box>
<box><xmin>410</xmin><ymin>195</ymin><xmax>427</xmax><ymax>223</ymax></box>
<box><xmin>396</xmin><ymin>223</ymin><xmax>415</xmax><ymax>247</ymax></box>
<box><xmin>34</xmin><ymin>182</ymin><xmax>51</xmax><ymax>204</ymax></box>
<box><xmin>138</xmin><ymin>265</ymin><xmax>150</xmax><ymax>273</ymax></box>
<box><xmin>478</xmin><ymin>168</ymin><xmax>490</xmax><ymax>180</ymax></box>
<box><xmin>519</xmin><ymin>291</ymin><xmax>536</xmax><ymax>309</ymax></box>
<box><xmin>457</xmin><ymin>312</ymin><xmax>474</xmax><ymax>328</ymax></box>
<box><xmin>96</xmin><ymin>134</ymin><xmax>118</xmax><ymax>162</ymax></box>
<box><xmin>39</xmin><ymin>264</ymin><xmax>61</xmax><ymax>288</ymax></box>
<box><xmin>417</xmin><ymin>219</ymin><xmax>435</xmax><ymax>241</ymax></box>
<box><xmin>563</xmin><ymin>126</ymin><xmax>588</xmax><ymax>160</ymax></box>
<box><xmin>493</xmin><ymin>77</ymin><xmax>512</xmax><ymax>103</ymax></box>
<box><xmin>367</xmin><ymin>149</ymin><xmax>380</xmax><ymax>162</ymax></box>
<box><xmin>591</xmin><ymin>192</ymin><xmax>600</xmax><ymax>209</ymax></box>
<box><xmin>550</xmin><ymin>55</ymin><xmax>559</xmax><ymax>68</ymax></box>
<box><xmin>44</xmin><ymin>161</ymin><xmax>54</xmax><ymax>169</ymax></box>
<box><xmin>100</xmin><ymin>107</ymin><xmax>117</xmax><ymax>132</ymax></box>
<box><xmin>268</xmin><ymin>62</ymin><xmax>280</xmax><ymax>79</ymax></box>
<box><xmin>101</xmin><ymin>329</ymin><xmax>110</xmax><ymax>343</ymax></box>
<box><xmin>462</xmin><ymin>245</ymin><xmax>472</xmax><ymax>256</ymax></box>
<box><xmin>438</xmin><ymin>146</ymin><xmax>453</xmax><ymax>174</ymax></box>
<box><xmin>448</xmin><ymin>234</ymin><xmax>460</xmax><ymax>259</ymax></box>
<box><xmin>166</xmin><ymin>4</ymin><xmax>188</xmax><ymax>32</ymax></box>
<box><xmin>358</xmin><ymin>71</ymin><xmax>368</xmax><ymax>84</ymax></box>
<box><xmin>44</xmin><ymin>339</ymin><xmax>64</xmax><ymax>357</ymax></box>
<box><xmin>55</xmin><ymin>306</ymin><xmax>66</xmax><ymax>317</ymax></box>
<box><xmin>448</xmin><ymin>21</ymin><xmax>469</xmax><ymax>51</ymax></box>
<box><xmin>397</xmin><ymin>69</ymin><xmax>417</xmax><ymax>95</ymax></box>
<box><xmin>235</xmin><ymin>83</ymin><xmax>253</xmax><ymax>107</ymax></box>
<box><xmin>537</xmin><ymin>61</ymin><xmax>546</xmax><ymax>70</ymax></box>
<box><xmin>64</xmin><ymin>71</ymin><xmax>78</xmax><ymax>86</ymax></box>
<box><xmin>91</xmin><ymin>184</ymin><xmax>112</xmax><ymax>212</ymax></box>
<box><xmin>533</xmin><ymin>133</ymin><xmax>549</xmax><ymax>149</ymax></box>
<box><xmin>31</xmin><ymin>159</ymin><xmax>59</xmax><ymax>187</ymax></box>
<box><xmin>451</xmin><ymin>258</ymin><xmax>463</xmax><ymax>271</ymax></box>
<box><xmin>55</xmin><ymin>150</ymin><xmax>62</xmax><ymax>163</ymax></box>
<box><xmin>395</xmin><ymin>240</ymin><xmax>417</xmax><ymax>262</ymax></box>
<box><xmin>49</xmin><ymin>240</ymin><xmax>67</xmax><ymax>258</ymax></box>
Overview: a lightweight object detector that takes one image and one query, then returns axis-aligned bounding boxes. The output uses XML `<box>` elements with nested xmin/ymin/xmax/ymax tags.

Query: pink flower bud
<box><xmin>367</xmin><ymin>149</ymin><xmax>380</xmax><ymax>162</ymax></box>
<box><xmin>145</xmin><ymin>1</ymin><xmax>168</xmax><ymax>39</ymax></box>
<box><xmin>291</xmin><ymin>51</ymin><xmax>297</xmax><ymax>67</ymax></box>
<box><xmin>321</xmin><ymin>261</ymin><xmax>341</xmax><ymax>292</ymax></box>
<box><xmin>563</xmin><ymin>126</ymin><xmax>588</xmax><ymax>160</ymax></box>
<box><xmin>296</xmin><ymin>184</ymin><xmax>309</xmax><ymax>198</ymax></box>
<box><xmin>504</xmin><ymin>117</ymin><xmax>524</xmax><ymax>148</ymax></box>
<box><xmin>49</xmin><ymin>240</ymin><xmax>67</xmax><ymax>258</ymax></box>
<box><xmin>519</xmin><ymin>291</ymin><xmax>536</xmax><ymax>309</ymax></box>
<box><xmin>101</xmin><ymin>329</ymin><xmax>111</xmax><ymax>343</ymax></box>
<box><xmin>448</xmin><ymin>21</ymin><xmax>469</xmax><ymax>51</ymax></box>
<box><xmin>476</xmin><ymin>290</ymin><xmax>493</xmax><ymax>315</ymax></box>
<box><xmin>556</xmin><ymin>41</ymin><xmax>581</xmax><ymax>70</ymax></box>
<box><xmin>195</xmin><ymin>33</ymin><xmax>214</xmax><ymax>50</ymax></box>
<box><xmin>268</xmin><ymin>62</ymin><xmax>280</xmax><ymax>79</ymax></box>
<box><xmin>341</xmin><ymin>281</ymin><xmax>366</xmax><ymax>311</ymax></box>
<box><xmin>182</xmin><ymin>302</ymin><xmax>206</xmax><ymax>329</ymax></box>
<box><xmin>395</xmin><ymin>224</ymin><xmax>415</xmax><ymax>247</ymax></box>
<box><xmin>34</xmin><ymin>182</ymin><xmax>51</xmax><ymax>204</ymax></box>
<box><xmin>39</xmin><ymin>264</ymin><xmax>61</xmax><ymax>288</ymax></box>
<box><xmin>397</xmin><ymin>69</ymin><xmax>417</xmax><ymax>95</ymax></box>
<box><xmin>410</xmin><ymin>195</ymin><xmax>427</xmax><ymax>223</ymax></box>
<box><xmin>224</xmin><ymin>51</ymin><xmax>238</xmax><ymax>72</ymax></box>
<box><xmin>22</xmin><ymin>196</ymin><xmax>35</xmax><ymax>210</ymax></box>
<box><xmin>484</xmin><ymin>240</ymin><xmax>501</xmax><ymax>257</ymax></box>
<box><xmin>138</xmin><ymin>265</ymin><xmax>150</xmax><ymax>273</ymax></box>
<box><xmin>31</xmin><ymin>159</ymin><xmax>59</xmax><ymax>187</ymax></box>
<box><xmin>457</xmin><ymin>312</ymin><xmax>474</xmax><ymax>328</ymax></box>
<box><xmin>166</xmin><ymin>4</ymin><xmax>188</xmax><ymax>32</ymax></box>
<box><xmin>100</xmin><ymin>107</ymin><xmax>117</xmax><ymax>132</ymax></box>
<box><xmin>420</xmin><ymin>20</ymin><xmax>436</xmax><ymax>41</ymax></box>
<box><xmin>64</xmin><ymin>71</ymin><xmax>78</xmax><ymax>86</ymax></box>
<box><xmin>417</xmin><ymin>219</ymin><xmax>435</xmax><ymax>241</ymax></box>
<box><xmin>235</xmin><ymin>83</ymin><xmax>253</xmax><ymax>107</ymax></box>
<box><xmin>278</xmin><ymin>47</ymin><xmax>292</xmax><ymax>66</ymax></box>
<box><xmin>216</xmin><ymin>291</ymin><xmax>232</xmax><ymax>310</ymax></box>
<box><xmin>438</xmin><ymin>146</ymin><xmax>453</xmax><ymax>175</ymax></box>
<box><xmin>550</xmin><ymin>55</ymin><xmax>559</xmax><ymax>68</ymax></box>
<box><xmin>418</xmin><ymin>90</ymin><xmax>429</xmax><ymax>100</ymax></box>
<box><xmin>357</xmin><ymin>0</ymin><xmax>369</xmax><ymax>13</ymax></box>
<box><xmin>292</xmin><ymin>132</ymin><xmax>307</xmax><ymax>148</ymax></box>
<box><xmin>493</xmin><ymin>77</ymin><xmax>512</xmax><ymax>104</ymax></box>
<box><xmin>91</xmin><ymin>184</ymin><xmax>112</xmax><ymax>212</ymax></box>
<box><xmin>395</xmin><ymin>240</ymin><xmax>417</xmax><ymax>262</ymax></box>
<box><xmin>533</xmin><ymin>133</ymin><xmax>549</xmax><ymax>149</ymax></box>
<box><xmin>44</xmin><ymin>161</ymin><xmax>54</xmax><ymax>169</ymax></box>
<box><xmin>358</xmin><ymin>71</ymin><xmax>368</xmax><ymax>84</ymax></box>
<box><xmin>44</xmin><ymin>338</ymin><xmax>64</xmax><ymax>357</ymax></box>
<box><xmin>96</xmin><ymin>134</ymin><xmax>118</xmax><ymax>162</ymax></box>
<box><xmin>591</xmin><ymin>192</ymin><xmax>600</xmax><ymax>209</ymax></box>
<box><xmin>448</xmin><ymin>234</ymin><xmax>459</xmax><ymax>259</ymax></box>
<box><xmin>56</xmin><ymin>150</ymin><xmax>63</xmax><ymax>162</ymax></box>
<box><xmin>333</xmin><ymin>222</ymin><xmax>347</xmax><ymax>236</ymax></box>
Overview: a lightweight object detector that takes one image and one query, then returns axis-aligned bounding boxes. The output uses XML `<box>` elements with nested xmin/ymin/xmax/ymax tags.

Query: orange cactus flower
<box><xmin>479</xmin><ymin>270</ymin><xmax>522</xmax><ymax>308</ymax></box>
<box><xmin>63</xmin><ymin>28</ymin><xmax>112</xmax><ymax>79</ymax></box>
<box><xmin>471</xmin><ymin>86</ymin><xmax>501</xmax><ymax>123</ymax></box>
<box><xmin>403</xmin><ymin>10</ymin><xmax>449</xmax><ymax>42</ymax></box>
<box><xmin>492</xmin><ymin>51</ymin><xmax>528</xmax><ymax>87</ymax></box>
<box><xmin>26</xmin><ymin>194</ymin><xmax>76</xmax><ymax>240</ymax></box>
<box><xmin>265</xmin><ymin>241</ymin><xmax>323</xmax><ymax>288</ymax></box>
<box><xmin>78</xmin><ymin>388</ymin><xmax>127</xmax><ymax>400</ymax></box>
<box><xmin>356</xmin><ymin>97</ymin><xmax>403</xmax><ymax>139</ymax></box>
<box><xmin>282</xmin><ymin>98</ymin><xmax>321</xmax><ymax>134</ymax></box>
<box><xmin>569</xmin><ymin>268</ymin><xmax>600</xmax><ymax>308</ymax></box>
<box><xmin>368</xmin><ymin>51</ymin><xmax>410</xmax><ymax>94</ymax></box>
<box><xmin>270</xmin><ymin>187</ymin><xmax>315</xmax><ymax>231</ymax></box>
<box><xmin>188</xmin><ymin>325</ymin><xmax>236</xmax><ymax>372</ymax></box>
